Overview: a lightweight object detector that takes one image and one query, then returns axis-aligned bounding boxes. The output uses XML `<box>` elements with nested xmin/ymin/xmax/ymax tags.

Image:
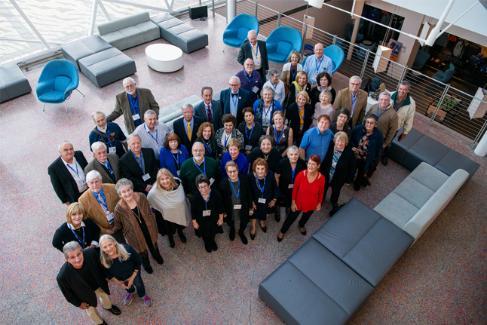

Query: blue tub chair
<box><xmin>433</xmin><ymin>63</ymin><xmax>455</xmax><ymax>84</ymax></box>
<box><xmin>265</xmin><ymin>26</ymin><xmax>303</xmax><ymax>63</ymax></box>
<box><xmin>36</xmin><ymin>59</ymin><xmax>83</xmax><ymax>111</ymax></box>
<box><xmin>324</xmin><ymin>44</ymin><xmax>345</xmax><ymax>73</ymax></box>
<box><xmin>223</xmin><ymin>14</ymin><xmax>259</xmax><ymax>47</ymax></box>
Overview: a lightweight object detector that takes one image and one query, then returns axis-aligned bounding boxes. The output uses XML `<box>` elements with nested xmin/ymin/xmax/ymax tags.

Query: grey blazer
<box><xmin>84</xmin><ymin>153</ymin><xmax>120</xmax><ymax>184</ymax></box>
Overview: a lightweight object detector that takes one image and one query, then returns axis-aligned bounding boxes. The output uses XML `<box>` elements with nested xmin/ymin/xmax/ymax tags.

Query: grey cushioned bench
<box><xmin>61</xmin><ymin>36</ymin><xmax>136</xmax><ymax>88</ymax></box>
<box><xmin>151</xmin><ymin>13</ymin><xmax>208</xmax><ymax>53</ymax></box>
<box><xmin>389</xmin><ymin>128</ymin><xmax>479</xmax><ymax>178</ymax></box>
<box><xmin>259</xmin><ymin>199</ymin><xmax>413</xmax><ymax>324</ymax></box>
<box><xmin>98</xmin><ymin>12</ymin><xmax>160</xmax><ymax>51</ymax></box>
<box><xmin>0</xmin><ymin>63</ymin><xmax>31</xmax><ymax>103</ymax></box>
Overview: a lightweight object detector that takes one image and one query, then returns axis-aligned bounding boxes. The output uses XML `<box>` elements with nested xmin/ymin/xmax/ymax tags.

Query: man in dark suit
<box><xmin>237</xmin><ymin>29</ymin><xmax>269</xmax><ymax>83</ymax></box>
<box><xmin>194</xmin><ymin>86</ymin><xmax>223</xmax><ymax>129</ymax></box>
<box><xmin>57</xmin><ymin>242</ymin><xmax>121</xmax><ymax>324</ymax></box>
<box><xmin>84</xmin><ymin>142</ymin><xmax>120</xmax><ymax>184</ymax></box>
<box><xmin>219</xmin><ymin>76</ymin><xmax>255</xmax><ymax>125</ymax></box>
<box><xmin>48</xmin><ymin>142</ymin><xmax>88</xmax><ymax>205</ymax></box>
<box><xmin>119</xmin><ymin>134</ymin><xmax>158</xmax><ymax>193</ymax></box>
<box><xmin>173</xmin><ymin>104</ymin><xmax>202</xmax><ymax>152</ymax></box>
<box><xmin>107</xmin><ymin>77</ymin><xmax>160</xmax><ymax>134</ymax></box>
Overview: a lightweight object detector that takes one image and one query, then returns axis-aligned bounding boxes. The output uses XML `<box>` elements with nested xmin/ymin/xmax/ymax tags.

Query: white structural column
<box><xmin>227</xmin><ymin>0</ymin><xmax>236</xmax><ymax>22</ymax></box>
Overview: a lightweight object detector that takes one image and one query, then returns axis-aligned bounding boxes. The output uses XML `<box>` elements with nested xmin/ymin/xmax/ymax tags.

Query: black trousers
<box><xmin>280</xmin><ymin>210</ymin><xmax>314</xmax><ymax>234</ymax></box>
<box><xmin>324</xmin><ymin>181</ymin><xmax>344</xmax><ymax>209</ymax></box>
<box><xmin>354</xmin><ymin>159</ymin><xmax>376</xmax><ymax>186</ymax></box>
<box><xmin>226</xmin><ymin>211</ymin><xmax>248</xmax><ymax>231</ymax></box>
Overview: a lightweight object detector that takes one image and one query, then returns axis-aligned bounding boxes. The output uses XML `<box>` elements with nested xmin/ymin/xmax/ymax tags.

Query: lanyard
<box><xmin>256</xmin><ymin>177</ymin><xmax>266</xmax><ymax>196</ymax></box>
<box><xmin>193</xmin><ymin>159</ymin><xmax>206</xmax><ymax>176</ymax></box>
<box><xmin>69</xmin><ymin>226</ymin><xmax>86</xmax><ymax>246</ymax></box>
<box><xmin>245</xmin><ymin>125</ymin><xmax>254</xmax><ymax>140</ymax></box>
<box><xmin>223</xmin><ymin>133</ymin><xmax>231</xmax><ymax>148</ymax></box>
<box><xmin>253</xmin><ymin>44</ymin><xmax>259</xmax><ymax>57</ymax></box>
<box><xmin>172</xmin><ymin>151</ymin><xmax>181</xmax><ymax>169</ymax></box>
<box><xmin>133</xmin><ymin>152</ymin><xmax>145</xmax><ymax>173</ymax></box>
<box><xmin>315</xmin><ymin>56</ymin><xmax>324</xmax><ymax>74</ymax></box>
<box><xmin>203</xmin><ymin>193</ymin><xmax>211</xmax><ymax>210</ymax></box>
<box><xmin>94</xmin><ymin>190</ymin><xmax>109</xmax><ymax>211</ymax></box>
<box><xmin>66</xmin><ymin>162</ymin><xmax>80</xmax><ymax>177</ymax></box>
<box><xmin>291</xmin><ymin>166</ymin><xmax>297</xmax><ymax>183</ymax></box>
<box><xmin>229</xmin><ymin>179</ymin><xmax>240</xmax><ymax>199</ymax></box>
<box><xmin>145</xmin><ymin>125</ymin><xmax>159</xmax><ymax>145</ymax></box>
<box><xmin>273</xmin><ymin>127</ymin><xmax>284</xmax><ymax>144</ymax></box>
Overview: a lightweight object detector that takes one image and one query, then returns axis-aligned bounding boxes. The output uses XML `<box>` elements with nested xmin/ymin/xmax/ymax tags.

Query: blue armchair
<box><xmin>223</xmin><ymin>14</ymin><xmax>259</xmax><ymax>48</ymax></box>
<box><xmin>36</xmin><ymin>59</ymin><xmax>82</xmax><ymax>111</ymax></box>
<box><xmin>324</xmin><ymin>44</ymin><xmax>345</xmax><ymax>74</ymax></box>
<box><xmin>265</xmin><ymin>26</ymin><xmax>303</xmax><ymax>63</ymax></box>
<box><xmin>433</xmin><ymin>63</ymin><xmax>455</xmax><ymax>84</ymax></box>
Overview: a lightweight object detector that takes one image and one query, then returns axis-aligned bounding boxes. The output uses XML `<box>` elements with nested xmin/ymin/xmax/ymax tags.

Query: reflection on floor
<box><xmin>0</xmin><ymin>13</ymin><xmax>485</xmax><ymax>325</ymax></box>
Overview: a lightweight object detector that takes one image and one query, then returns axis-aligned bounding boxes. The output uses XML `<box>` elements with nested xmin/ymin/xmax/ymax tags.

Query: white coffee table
<box><xmin>145</xmin><ymin>44</ymin><xmax>183</xmax><ymax>72</ymax></box>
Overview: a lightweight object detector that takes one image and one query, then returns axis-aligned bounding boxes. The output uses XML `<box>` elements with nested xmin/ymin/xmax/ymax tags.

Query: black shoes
<box><xmin>229</xmin><ymin>227</ymin><xmax>236</xmax><ymax>241</ymax></box>
<box><xmin>106</xmin><ymin>305</ymin><xmax>121</xmax><ymax>315</ymax></box>
<box><xmin>168</xmin><ymin>235</ymin><xmax>175</xmax><ymax>248</ymax></box>
<box><xmin>277</xmin><ymin>233</ymin><xmax>284</xmax><ymax>242</ymax></box>
<box><xmin>250</xmin><ymin>231</ymin><xmax>256</xmax><ymax>240</ymax></box>
<box><xmin>153</xmin><ymin>253</ymin><xmax>164</xmax><ymax>265</ymax></box>
<box><xmin>275</xmin><ymin>212</ymin><xmax>281</xmax><ymax>222</ymax></box>
<box><xmin>259</xmin><ymin>221</ymin><xmax>267</xmax><ymax>233</ymax></box>
<box><xmin>143</xmin><ymin>263</ymin><xmax>153</xmax><ymax>274</ymax></box>
<box><xmin>239</xmin><ymin>230</ymin><xmax>248</xmax><ymax>245</ymax></box>
<box><xmin>204</xmin><ymin>242</ymin><xmax>212</xmax><ymax>253</ymax></box>
<box><xmin>298</xmin><ymin>227</ymin><xmax>307</xmax><ymax>236</ymax></box>
<box><xmin>177</xmin><ymin>229</ymin><xmax>187</xmax><ymax>243</ymax></box>
<box><xmin>211</xmin><ymin>240</ymin><xmax>218</xmax><ymax>251</ymax></box>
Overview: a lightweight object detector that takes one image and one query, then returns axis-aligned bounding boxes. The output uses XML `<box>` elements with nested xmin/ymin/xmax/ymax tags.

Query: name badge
<box><xmin>258</xmin><ymin>198</ymin><xmax>266</xmax><ymax>204</ymax></box>
<box><xmin>142</xmin><ymin>173</ymin><xmax>151</xmax><ymax>181</ymax></box>
<box><xmin>177</xmin><ymin>170</ymin><xmax>181</xmax><ymax>176</ymax></box>
<box><xmin>233</xmin><ymin>204</ymin><xmax>242</xmax><ymax>210</ymax></box>
<box><xmin>252</xmin><ymin>86</ymin><xmax>259</xmax><ymax>94</ymax></box>
<box><xmin>108</xmin><ymin>147</ymin><xmax>116</xmax><ymax>154</ymax></box>
<box><xmin>245</xmin><ymin>145</ymin><xmax>252</xmax><ymax>151</ymax></box>
<box><xmin>288</xmin><ymin>184</ymin><xmax>294</xmax><ymax>189</ymax></box>
<box><xmin>105</xmin><ymin>211</ymin><xmax>115</xmax><ymax>224</ymax></box>
<box><xmin>209</xmin><ymin>177</ymin><xmax>215</xmax><ymax>186</ymax></box>
<box><xmin>203</xmin><ymin>210</ymin><xmax>211</xmax><ymax>217</ymax></box>
<box><xmin>132</xmin><ymin>114</ymin><xmax>140</xmax><ymax>121</ymax></box>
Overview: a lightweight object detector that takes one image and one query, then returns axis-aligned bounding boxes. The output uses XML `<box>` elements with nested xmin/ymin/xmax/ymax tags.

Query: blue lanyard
<box><xmin>291</xmin><ymin>167</ymin><xmax>297</xmax><ymax>183</ymax></box>
<box><xmin>66</xmin><ymin>163</ymin><xmax>80</xmax><ymax>177</ymax></box>
<box><xmin>245</xmin><ymin>125</ymin><xmax>254</xmax><ymax>140</ymax></box>
<box><xmin>229</xmin><ymin>179</ymin><xmax>240</xmax><ymax>199</ymax></box>
<box><xmin>204</xmin><ymin>193</ymin><xmax>211</xmax><ymax>210</ymax></box>
<box><xmin>133</xmin><ymin>152</ymin><xmax>145</xmax><ymax>173</ymax></box>
<box><xmin>93</xmin><ymin>190</ymin><xmax>108</xmax><ymax>211</ymax></box>
<box><xmin>145</xmin><ymin>125</ymin><xmax>159</xmax><ymax>144</ymax></box>
<box><xmin>193</xmin><ymin>159</ymin><xmax>206</xmax><ymax>176</ymax></box>
<box><xmin>69</xmin><ymin>226</ymin><xmax>86</xmax><ymax>246</ymax></box>
<box><xmin>256</xmin><ymin>177</ymin><xmax>266</xmax><ymax>196</ymax></box>
<box><xmin>273</xmin><ymin>127</ymin><xmax>284</xmax><ymax>144</ymax></box>
<box><xmin>223</xmin><ymin>133</ymin><xmax>231</xmax><ymax>148</ymax></box>
<box><xmin>172</xmin><ymin>151</ymin><xmax>181</xmax><ymax>169</ymax></box>
<box><xmin>128</xmin><ymin>94</ymin><xmax>139</xmax><ymax>116</ymax></box>
<box><xmin>315</xmin><ymin>56</ymin><xmax>324</xmax><ymax>73</ymax></box>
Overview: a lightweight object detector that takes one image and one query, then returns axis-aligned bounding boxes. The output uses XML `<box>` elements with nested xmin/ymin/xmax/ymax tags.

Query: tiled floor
<box><xmin>0</xmin><ymin>13</ymin><xmax>485</xmax><ymax>325</ymax></box>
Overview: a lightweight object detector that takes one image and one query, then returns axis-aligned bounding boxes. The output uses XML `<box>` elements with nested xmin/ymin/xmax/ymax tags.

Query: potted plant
<box><xmin>427</xmin><ymin>94</ymin><xmax>461</xmax><ymax>122</ymax></box>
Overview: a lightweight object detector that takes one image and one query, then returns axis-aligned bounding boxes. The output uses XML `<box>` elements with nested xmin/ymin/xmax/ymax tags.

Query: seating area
<box><xmin>265</xmin><ymin>26</ymin><xmax>303</xmax><ymax>63</ymax></box>
<box><xmin>0</xmin><ymin>62</ymin><xmax>31</xmax><ymax>103</ymax></box>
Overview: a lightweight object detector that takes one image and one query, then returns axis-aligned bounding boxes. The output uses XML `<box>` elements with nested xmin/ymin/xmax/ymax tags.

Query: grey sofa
<box><xmin>0</xmin><ymin>63</ymin><xmax>31</xmax><ymax>103</ymax></box>
<box><xmin>97</xmin><ymin>12</ymin><xmax>160</xmax><ymax>51</ymax></box>
<box><xmin>389</xmin><ymin>128</ymin><xmax>479</xmax><ymax>178</ymax></box>
<box><xmin>259</xmin><ymin>199</ymin><xmax>413</xmax><ymax>324</ymax></box>
<box><xmin>151</xmin><ymin>13</ymin><xmax>208</xmax><ymax>53</ymax></box>
<box><xmin>61</xmin><ymin>36</ymin><xmax>136</xmax><ymax>88</ymax></box>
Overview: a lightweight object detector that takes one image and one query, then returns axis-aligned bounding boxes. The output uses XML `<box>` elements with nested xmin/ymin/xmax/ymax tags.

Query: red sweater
<box><xmin>292</xmin><ymin>170</ymin><xmax>326</xmax><ymax>212</ymax></box>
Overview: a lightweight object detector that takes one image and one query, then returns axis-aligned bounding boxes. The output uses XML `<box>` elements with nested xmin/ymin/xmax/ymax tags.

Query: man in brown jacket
<box><xmin>333</xmin><ymin>75</ymin><xmax>368</xmax><ymax>128</ymax></box>
<box><xmin>107</xmin><ymin>77</ymin><xmax>159</xmax><ymax>134</ymax></box>
<box><xmin>367</xmin><ymin>92</ymin><xmax>398</xmax><ymax>165</ymax></box>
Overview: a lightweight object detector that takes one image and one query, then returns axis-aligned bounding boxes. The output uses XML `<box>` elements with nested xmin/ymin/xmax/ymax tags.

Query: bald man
<box><xmin>237</xmin><ymin>30</ymin><xmax>269</xmax><ymax>83</ymax></box>
<box><xmin>107</xmin><ymin>77</ymin><xmax>160</xmax><ymax>134</ymax></box>
<box><xmin>302</xmin><ymin>43</ymin><xmax>333</xmax><ymax>86</ymax></box>
<box><xmin>219</xmin><ymin>76</ymin><xmax>255</xmax><ymax>125</ymax></box>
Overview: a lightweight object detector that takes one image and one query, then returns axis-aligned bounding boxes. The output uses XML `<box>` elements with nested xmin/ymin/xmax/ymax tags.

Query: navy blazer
<box><xmin>48</xmin><ymin>151</ymin><xmax>88</xmax><ymax>204</ymax></box>
<box><xmin>159</xmin><ymin>145</ymin><xmax>190</xmax><ymax>177</ymax></box>
<box><xmin>172</xmin><ymin>117</ymin><xmax>202</xmax><ymax>152</ymax></box>
<box><xmin>194</xmin><ymin>100</ymin><xmax>223</xmax><ymax>129</ymax></box>
<box><xmin>237</xmin><ymin>40</ymin><xmax>269</xmax><ymax>71</ymax></box>
<box><xmin>219</xmin><ymin>88</ymin><xmax>255</xmax><ymax>125</ymax></box>
<box><xmin>119</xmin><ymin>148</ymin><xmax>158</xmax><ymax>193</ymax></box>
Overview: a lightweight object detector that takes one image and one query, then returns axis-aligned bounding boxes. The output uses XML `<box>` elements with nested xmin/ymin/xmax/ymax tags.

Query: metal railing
<box><xmin>234</xmin><ymin>0</ymin><xmax>487</xmax><ymax>146</ymax></box>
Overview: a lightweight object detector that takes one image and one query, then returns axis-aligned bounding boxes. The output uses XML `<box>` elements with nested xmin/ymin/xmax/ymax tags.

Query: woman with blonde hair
<box><xmin>99</xmin><ymin>234</ymin><xmax>152</xmax><ymax>307</ymax></box>
<box><xmin>281</xmin><ymin>51</ymin><xmax>303</xmax><ymax>88</ymax></box>
<box><xmin>284</xmin><ymin>71</ymin><xmax>311</xmax><ymax>108</ymax></box>
<box><xmin>147</xmin><ymin>168</ymin><xmax>191</xmax><ymax>248</ymax></box>
<box><xmin>52</xmin><ymin>202</ymin><xmax>100</xmax><ymax>252</ymax></box>
<box><xmin>286</xmin><ymin>90</ymin><xmax>314</xmax><ymax>143</ymax></box>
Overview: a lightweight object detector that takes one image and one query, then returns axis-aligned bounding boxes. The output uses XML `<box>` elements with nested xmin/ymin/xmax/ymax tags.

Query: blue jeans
<box><xmin>127</xmin><ymin>272</ymin><xmax>146</xmax><ymax>297</ymax></box>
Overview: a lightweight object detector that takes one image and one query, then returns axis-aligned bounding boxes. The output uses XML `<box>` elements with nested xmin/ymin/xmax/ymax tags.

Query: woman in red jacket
<box><xmin>277</xmin><ymin>154</ymin><xmax>325</xmax><ymax>241</ymax></box>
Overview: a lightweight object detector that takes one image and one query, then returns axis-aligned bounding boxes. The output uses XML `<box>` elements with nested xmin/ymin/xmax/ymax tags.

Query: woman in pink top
<box><xmin>277</xmin><ymin>155</ymin><xmax>325</xmax><ymax>241</ymax></box>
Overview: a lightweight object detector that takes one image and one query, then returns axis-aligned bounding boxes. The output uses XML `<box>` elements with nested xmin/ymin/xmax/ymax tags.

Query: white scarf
<box><xmin>147</xmin><ymin>179</ymin><xmax>190</xmax><ymax>227</ymax></box>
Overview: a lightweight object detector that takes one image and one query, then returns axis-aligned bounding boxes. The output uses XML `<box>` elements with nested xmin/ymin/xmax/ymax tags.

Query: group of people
<box><xmin>49</xmin><ymin>30</ymin><xmax>416</xmax><ymax>324</ymax></box>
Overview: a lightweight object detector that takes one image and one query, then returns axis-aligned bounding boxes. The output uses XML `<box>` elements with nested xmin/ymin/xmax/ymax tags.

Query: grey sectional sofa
<box><xmin>151</xmin><ymin>12</ymin><xmax>208</xmax><ymax>53</ymax></box>
<box><xmin>97</xmin><ymin>12</ymin><xmax>160</xmax><ymax>51</ymax></box>
<box><xmin>0</xmin><ymin>63</ymin><xmax>31</xmax><ymax>103</ymax></box>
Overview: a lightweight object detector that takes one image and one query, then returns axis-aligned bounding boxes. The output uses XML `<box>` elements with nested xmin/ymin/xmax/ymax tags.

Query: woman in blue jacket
<box><xmin>159</xmin><ymin>132</ymin><xmax>189</xmax><ymax>177</ymax></box>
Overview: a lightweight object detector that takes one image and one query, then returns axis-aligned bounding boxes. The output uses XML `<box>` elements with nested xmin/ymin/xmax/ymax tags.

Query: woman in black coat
<box><xmin>275</xmin><ymin>145</ymin><xmax>306</xmax><ymax>221</ymax></box>
<box><xmin>351</xmin><ymin>114</ymin><xmax>383</xmax><ymax>191</ymax></box>
<box><xmin>248</xmin><ymin>135</ymin><xmax>281</xmax><ymax>173</ymax></box>
<box><xmin>238</xmin><ymin>107</ymin><xmax>264</xmax><ymax>155</ymax></box>
<box><xmin>309</xmin><ymin>71</ymin><xmax>336</xmax><ymax>107</ymax></box>
<box><xmin>249</xmin><ymin>158</ymin><xmax>278</xmax><ymax>239</ymax></box>
<box><xmin>196</xmin><ymin>122</ymin><xmax>218</xmax><ymax>159</ymax></box>
<box><xmin>190</xmin><ymin>175</ymin><xmax>225</xmax><ymax>253</ymax></box>
<box><xmin>220</xmin><ymin>161</ymin><xmax>252</xmax><ymax>245</ymax></box>
<box><xmin>323</xmin><ymin>132</ymin><xmax>356</xmax><ymax>216</ymax></box>
<box><xmin>52</xmin><ymin>203</ymin><xmax>101</xmax><ymax>252</ymax></box>
<box><xmin>286</xmin><ymin>91</ymin><xmax>314</xmax><ymax>144</ymax></box>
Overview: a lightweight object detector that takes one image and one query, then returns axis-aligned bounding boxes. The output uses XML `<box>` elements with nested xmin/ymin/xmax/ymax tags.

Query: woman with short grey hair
<box><xmin>112</xmin><ymin>178</ymin><xmax>163</xmax><ymax>274</ymax></box>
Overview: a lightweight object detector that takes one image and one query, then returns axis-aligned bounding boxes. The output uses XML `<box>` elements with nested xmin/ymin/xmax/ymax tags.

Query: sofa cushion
<box><xmin>436</xmin><ymin>150</ymin><xmax>480</xmax><ymax>177</ymax></box>
<box><xmin>408</xmin><ymin>162</ymin><xmax>449</xmax><ymax>191</ymax></box>
<box><xmin>158</xmin><ymin>17</ymin><xmax>184</xmax><ymax>29</ymax></box>
<box><xmin>313</xmin><ymin>199</ymin><xmax>413</xmax><ymax>286</ymax></box>
<box><xmin>151</xmin><ymin>12</ymin><xmax>176</xmax><ymax>24</ymax></box>
<box><xmin>409</xmin><ymin>136</ymin><xmax>450</xmax><ymax>166</ymax></box>
<box><xmin>0</xmin><ymin>63</ymin><xmax>31</xmax><ymax>103</ymax></box>
<box><xmin>169</xmin><ymin>23</ymin><xmax>194</xmax><ymax>35</ymax></box>
<box><xmin>61</xmin><ymin>35</ymin><xmax>112</xmax><ymax>67</ymax></box>
<box><xmin>98</xmin><ymin>12</ymin><xmax>150</xmax><ymax>35</ymax></box>
<box><xmin>104</xmin><ymin>21</ymin><xmax>160</xmax><ymax>50</ymax></box>
<box><xmin>374</xmin><ymin>192</ymin><xmax>419</xmax><ymax>230</ymax></box>
<box><xmin>393</xmin><ymin>177</ymin><xmax>435</xmax><ymax>208</ymax></box>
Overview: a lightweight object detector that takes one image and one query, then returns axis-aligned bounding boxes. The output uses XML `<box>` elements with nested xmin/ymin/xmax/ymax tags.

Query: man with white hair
<box><xmin>107</xmin><ymin>77</ymin><xmax>159</xmax><ymax>134</ymax></box>
<box><xmin>78</xmin><ymin>170</ymin><xmax>121</xmax><ymax>237</ymax></box>
<box><xmin>236</xmin><ymin>58</ymin><xmax>263</xmax><ymax>96</ymax></box>
<box><xmin>219</xmin><ymin>76</ymin><xmax>255</xmax><ymax>125</ymax></box>
<box><xmin>132</xmin><ymin>109</ymin><xmax>171</xmax><ymax>159</ymax></box>
<box><xmin>333</xmin><ymin>75</ymin><xmax>368</xmax><ymax>128</ymax></box>
<box><xmin>84</xmin><ymin>142</ymin><xmax>120</xmax><ymax>184</ymax></box>
<box><xmin>48</xmin><ymin>142</ymin><xmax>88</xmax><ymax>205</ymax></box>
<box><xmin>238</xmin><ymin>29</ymin><xmax>269</xmax><ymax>83</ymax></box>
<box><xmin>367</xmin><ymin>92</ymin><xmax>399</xmax><ymax>165</ymax></box>
<box><xmin>179</xmin><ymin>142</ymin><xmax>219</xmax><ymax>195</ymax></box>
<box><xmin>172</xmin><ymin>104</ymin><xmax>202</xmax><ymax>151</ymax></box>
<box><xmin>302</xmin><ymin>43</ymin><xmax>333</xmax><ymax>86</ymax></box>
<box><xmin>88</xmin><ymin>111</ymin><xmax>126</xmax><ymax>158</ymax></box>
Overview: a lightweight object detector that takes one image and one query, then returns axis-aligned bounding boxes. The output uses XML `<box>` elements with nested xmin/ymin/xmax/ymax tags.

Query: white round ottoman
<box><xmin>145</xmin><ymin>44</ymin><xmax>183</xmax><ymax>72</ymax></box>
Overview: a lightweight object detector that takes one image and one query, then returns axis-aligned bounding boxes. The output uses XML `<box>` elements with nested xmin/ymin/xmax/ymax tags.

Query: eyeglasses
<box><xmin>229</xmin><ymin>84</ymin><xmax>239</xmax><ymax>86</ymax></box>
<box><xmin>227</xmin><ymin>170</ymin><xmax>238</xmax><ymax>173</ymax></box>
<box><xmin>350</xmin><ymin>83</ymin><xmax>360</xmax><ymax>86</ymax></box>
